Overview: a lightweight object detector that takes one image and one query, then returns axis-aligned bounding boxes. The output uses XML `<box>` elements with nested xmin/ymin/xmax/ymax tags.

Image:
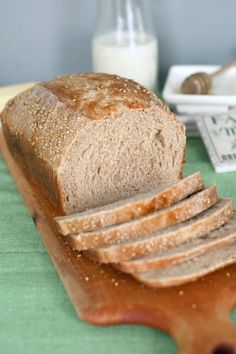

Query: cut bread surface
<box><xmin>85</xmin><ymin>198</ymin><xmax>233</xmax><ymax>263</ymax></box>
<box><xmin>133</xmin><ymin>237</ymin><xmax>236</xmax><ymax>288</ymax></box>
<box><xmin>59</xmin><ymin>110</ymin><xmax>186</xmax><ymax>213</ymax></box>
<box><xmin>54</xmin><ymin>172</ymin><xmax>204</xmax><ymax>235</ymax></box>
<box><xmin>68</xmin><ymin>185</ymin><xmax>218</xmax><ymax>251</ymax></box>
<box><xmin>117</xmin><ymin>212</ymin><xmax>236</xmax><ymax>273</ymax></box>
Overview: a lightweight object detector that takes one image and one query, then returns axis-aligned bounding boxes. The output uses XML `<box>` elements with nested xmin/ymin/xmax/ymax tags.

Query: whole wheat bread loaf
<box><xmin>54</xmin><ymin>172</ymin><xmax>203</xmax><ymax>234</ymax></box>
<box><xmin>133</xmin><ymin>236</ymin><xmax>236</xmax><ymax>288</ymax></box>
<box><xmin>0</xmin><ymin>73</ymin><xmax>186</xmax><ymax>214</ymax></box>
<box><xmin>86</xmin><ymin>198</ymin><xmax>233</xmax><ymax>263</ymax></box>
<box><xmin>67</xmin><ymin>186</ymin><xmax>218</xmax><ymax>251</ymax></box>
<box><xmin>117</xmin><ymin>212</ymin><xmax>236</xmax><ymax>273</ymax></box>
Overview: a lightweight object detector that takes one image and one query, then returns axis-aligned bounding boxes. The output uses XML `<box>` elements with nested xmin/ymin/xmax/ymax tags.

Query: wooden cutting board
<box><xmin>1</xmin><ymin>130</ymin><xmax>236</xmax><ymax>354</ymax></box>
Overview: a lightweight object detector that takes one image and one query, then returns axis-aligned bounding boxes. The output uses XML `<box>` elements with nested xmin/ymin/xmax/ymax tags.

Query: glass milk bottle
<box><xmin>92</xmin><ymin>0</ymin><xmax>158</xmax><ymax>92</ymax></box>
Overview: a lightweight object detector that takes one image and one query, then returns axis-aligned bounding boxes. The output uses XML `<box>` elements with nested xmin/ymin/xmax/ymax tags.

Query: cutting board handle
<box><xmin>173</xmin><ymin>309</ymin><xmax>236</xmax><ymax>354</ymax></box>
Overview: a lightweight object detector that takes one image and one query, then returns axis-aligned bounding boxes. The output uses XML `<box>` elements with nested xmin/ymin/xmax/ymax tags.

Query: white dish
<box><xmin>163</xmin><ymin>65</ymin><xmax>236</xmax><ymax>108</ymax></box>
<box><xmin>176</xmin><ymin>104</ymin><xmax>229</xmax><ymax>114</ymax></box>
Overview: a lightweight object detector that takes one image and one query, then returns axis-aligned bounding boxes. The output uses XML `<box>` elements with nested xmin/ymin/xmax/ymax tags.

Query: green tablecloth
<box><xmin>1</xmin><ymin>138</ymin><xmax>236</xmax><ymax>354</ymax></box>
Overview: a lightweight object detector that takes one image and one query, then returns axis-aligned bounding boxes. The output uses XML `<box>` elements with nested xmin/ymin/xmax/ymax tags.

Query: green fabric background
<box><xmin>1</xmin><ymin>138</ymin><xmax>236</xmax><ymax>354</ymax></box>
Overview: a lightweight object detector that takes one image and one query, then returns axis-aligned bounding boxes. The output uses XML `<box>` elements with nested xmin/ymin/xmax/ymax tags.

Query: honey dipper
<box><xmin>181</xmin><ymin>59</ymin><xmax>236</xmax><ymax>95</ymax></box>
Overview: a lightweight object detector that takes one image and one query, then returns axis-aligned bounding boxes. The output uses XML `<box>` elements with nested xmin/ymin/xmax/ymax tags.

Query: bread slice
<box><xmin>117</xmin><ymin>212</ymin><xmax>236</xmax><ymax>273</ymax></box>
<box><xmin>85</xmin><ymin>198</ymin><xmax>233</xmax><ymax>263</ymax></box>
<box><xmin>68</xmin><ymin>185</ymin><xmax>218</xmax><ymax>251</ymax></box>
<box><xmin>54</xmin><ymin>172</ymin><xmax>204</xmax><ymax>235</ymax></box>
<box><xmin>133</xmin><ymin>236</ymin><xmax>236</xmax><ymax>288</ymax></box>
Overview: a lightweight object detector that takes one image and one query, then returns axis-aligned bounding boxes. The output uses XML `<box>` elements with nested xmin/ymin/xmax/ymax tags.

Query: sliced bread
<box><xmin>85</xmin><ymin>198</ymin><xmax>233</xmax><ymax>263</ymax></box>
<box><xmin>133</xmin><ymin>237</ymin><xmax>236</xmax><ymax>288</ymax></box>
<box><xmin>68</xmin><ymin>185</ymin><xmax>218</xmax><ymax>251</ymax></box>
<box><xmin>117</xmin><ymin>212</ymin><xmax>236</xmax><ymax>273</ymax></box>
<box><xmin>54</xmin><ymin>172</ymin><xmax>204</xmax><ymax>235</ymax></box>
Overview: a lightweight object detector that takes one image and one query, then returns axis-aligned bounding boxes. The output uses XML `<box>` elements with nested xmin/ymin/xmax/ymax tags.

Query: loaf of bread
<box><xmin>0</xmin><ymin>73</ymin><xmax>186</xmax><ymax>214</ymax></box>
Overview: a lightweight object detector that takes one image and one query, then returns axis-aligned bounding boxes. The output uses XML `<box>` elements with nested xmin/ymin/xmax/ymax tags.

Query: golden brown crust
<box><xmin>43</xmin><ymin>73</ymin><xmax>170</xmax><ymax>120</ymax></box>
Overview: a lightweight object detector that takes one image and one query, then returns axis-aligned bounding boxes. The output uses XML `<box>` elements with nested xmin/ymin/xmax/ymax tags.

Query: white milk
<box><xmin>92</xmin><ymin>32</ymin><xmax>158</xmax><ymax>91</ymax></box>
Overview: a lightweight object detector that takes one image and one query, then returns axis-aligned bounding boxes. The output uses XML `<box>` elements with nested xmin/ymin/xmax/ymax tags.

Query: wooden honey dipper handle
<box><xmin>210</xmin><ymin>59</ymin><xmax>236</xmax><ymax>78</ymax></box>
<box><xmin>181</xmin><ymin>59</ymin><xmax>236</xmax><ymax>95</ymax></box>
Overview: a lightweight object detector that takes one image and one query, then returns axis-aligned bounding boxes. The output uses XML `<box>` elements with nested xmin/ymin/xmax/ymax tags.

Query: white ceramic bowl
<box><xmin>163</xmin><ymin>65</ymin><xmax>236</xmax><ymax>113</ymax></box>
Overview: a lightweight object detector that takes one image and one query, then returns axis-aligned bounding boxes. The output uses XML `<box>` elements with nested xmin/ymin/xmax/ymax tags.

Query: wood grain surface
<box><xmin>1</xmin><ymin>130</ymin><xmax>236</xmax><ymax>354</ymax></box>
